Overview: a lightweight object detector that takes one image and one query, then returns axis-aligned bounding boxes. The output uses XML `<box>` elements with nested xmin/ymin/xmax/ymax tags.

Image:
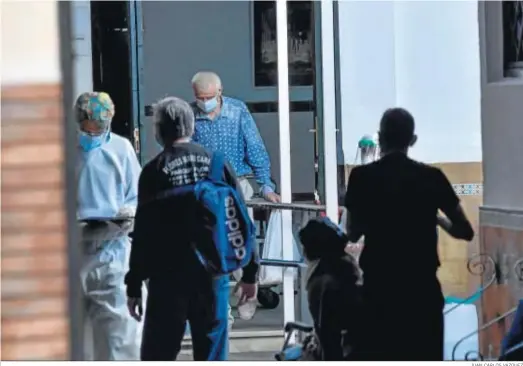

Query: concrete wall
<box><xmin>479</xmin><ymin>2</ymin><xmax>523</xmax><ymax>211</ymax></box>
<box><xmin>1</xmin><ymin>0</ymin><xmax>69</xmax><ymax>360</ymax></box>
<box><xmin>337</xmin><ymin>0</ymin><xmax>482</xmax><ymax>164</ymax></box>
<box><xmin>71</xmin><ymin>1</ymin><xmax>93</xmax><ymax>98</ymax></box>
<box><xmin>338</xmin><ymin>0</ymin><xmax>484</xmax><ymax>297</ymax></box>
<box><xmin>141</xmin><ymin>1</ymin><xmax>312</xmax><ymax>104</ymax></box>
<box><xmin>477</xmin><ymin>1</ymin><xmax>523</xmax><ymax>356</ymax></box>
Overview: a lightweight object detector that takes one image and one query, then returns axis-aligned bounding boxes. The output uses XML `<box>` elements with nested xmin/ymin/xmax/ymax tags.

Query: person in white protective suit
<box><xmin>75</xmin><ymin>91</ymin><xmax>144</xmax><ymax>360</ymax></box>
<box><xmin>357</xmin><ymin>134</ymin><xmax>380</xmax><ymax>165</ymax></box>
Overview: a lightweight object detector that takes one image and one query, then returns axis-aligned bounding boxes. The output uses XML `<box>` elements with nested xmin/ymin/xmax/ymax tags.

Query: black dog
<box><xmin>299</xmin><ymin>217</ymin><xmax>366</xmax><ymax>360</ymax></box>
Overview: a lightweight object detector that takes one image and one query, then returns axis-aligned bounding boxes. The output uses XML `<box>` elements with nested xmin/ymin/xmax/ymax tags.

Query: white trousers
<box><xmin>80</xmin><ymin>232</ymin><xmax>145</xmax><ymax>360</ymax></box>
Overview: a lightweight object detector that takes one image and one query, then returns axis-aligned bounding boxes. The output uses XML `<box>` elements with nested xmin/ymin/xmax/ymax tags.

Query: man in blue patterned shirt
<box><xmin>190</xmin><ymin>71</ymin><xmax>280</xmax><ymax>203</ymax></box>
<box><xmin>190</xmin><ymin>71</ymin><xmax>281</xmax><ymax>329</ymax></box>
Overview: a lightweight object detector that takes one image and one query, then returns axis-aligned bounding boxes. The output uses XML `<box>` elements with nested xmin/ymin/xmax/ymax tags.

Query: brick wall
<box><xmin>1</xmin><ymin>84</ymin><xmax>69</xmax><ymax>360</ymax></box>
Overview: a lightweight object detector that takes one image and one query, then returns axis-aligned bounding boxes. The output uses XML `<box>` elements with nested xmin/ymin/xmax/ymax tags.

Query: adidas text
<box><xmin>225</xmin><ymin>196</ymin><xmax>246</xmax><ymax>260</ymax></box>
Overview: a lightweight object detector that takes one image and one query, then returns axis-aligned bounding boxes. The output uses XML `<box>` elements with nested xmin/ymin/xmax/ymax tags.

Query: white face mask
<box><xmin>196</xmin><ymin>97</ymin><xmax>218</xmax><ymax>113</ymax></box>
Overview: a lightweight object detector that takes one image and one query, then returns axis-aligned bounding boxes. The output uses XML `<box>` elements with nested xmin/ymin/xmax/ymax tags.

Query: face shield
<box><xmin>356</xmin><ymin>135</ymin><xmax>379</xmax><ymax>165</ymax></box>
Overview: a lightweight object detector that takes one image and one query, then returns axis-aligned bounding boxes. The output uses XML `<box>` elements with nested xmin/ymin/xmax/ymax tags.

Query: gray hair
<box><xmin>153</xmin><ymin>97</ymin><xmax>195</xmax><ymax>145</ymax></box>
<box><xmin>191</xmin><ymin>71</ymin><xmax>222</xmax><ymax>92</ymax></box>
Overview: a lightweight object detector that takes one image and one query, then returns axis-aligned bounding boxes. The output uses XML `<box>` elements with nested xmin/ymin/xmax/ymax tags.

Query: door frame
<box><xmin>313</xmin><ymin>0</ymin><xmax>343</xmax><ymax>207</ymax></box>
<box><xmin>127</xmin><ymin>0</ymin><xmax>146</xmax><ymax>164</ymax></box>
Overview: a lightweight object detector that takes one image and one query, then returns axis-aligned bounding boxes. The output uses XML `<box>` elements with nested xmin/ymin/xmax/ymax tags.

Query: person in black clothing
<box><xmin>300</xmin><ymin>217</ymin><xmax>366</xmax><ymax>360</ymax></box>
<box><xmin>124</xmin><ymin>97</ymin><xmax>259</xmax><ymax>361</ymax></box>
<box><xmin>344</xmin><ymin>107</ymin><xmax>474</xmax><ymax>361</ymax></box>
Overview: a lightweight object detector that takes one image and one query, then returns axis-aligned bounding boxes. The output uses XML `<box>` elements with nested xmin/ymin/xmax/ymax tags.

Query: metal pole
<box><xmin>128</xmin><ymin>0</ymin><xmax>145</xmax><ymax>164</ymax></box>
<box><xmin>275</xmin><ymin>0</ymin><xmax>295</xmax><ymax>329</ymax></box>
<box><xmin>333</xmin><ymin>0</ymin><xmax>346</xmax><ymax>200</ymax></box>
<box><xmin>320</xmin><ymin>0</ymin><xmax>339</xmax><ymax>221</ymax></box>
<box><xmin>312</xmin><ymin>1</ymin><xmax>324</xmax><ymax>204</ymax></box>
<box><xmin>59</xmin><ymin>1</ymin><xmax>83</xmax><ymax>359</ymax></box>
<box><xmin>70</xmin><ymin>1</ymin><xmax>93</xmax><ymax>98</ymax></box>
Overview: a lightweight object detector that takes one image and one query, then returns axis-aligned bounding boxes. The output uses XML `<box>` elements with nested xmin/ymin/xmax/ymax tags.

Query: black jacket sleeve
<box><xmin>223</xmin><ymin>161</ymin><xmax>259</xmax><ymax>284</ymax></box>
<box><xmin>124</xmin><ymin>170</ymin><xmax>150</xmax><ymax>298</ymax></box>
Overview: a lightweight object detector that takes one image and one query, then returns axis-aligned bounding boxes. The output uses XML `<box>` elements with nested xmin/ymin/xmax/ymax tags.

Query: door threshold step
<box><xmin>177</xmin><ymin>351</ymin><xmax>277</xmax><ymax>361</ymax></box>
<box><xmin>181</xmin><ymin>329</ymin><xmax>284</xmax><ymax>354</ymax></box>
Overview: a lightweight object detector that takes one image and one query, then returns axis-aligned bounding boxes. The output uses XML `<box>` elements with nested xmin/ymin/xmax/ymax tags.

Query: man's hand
<box><xmin>127</xmin><ymin>297</ymin><xmax>143</xmax><ymax>322</ymax></box>
<box><xmin>234</xmin><ymin>281</ymin><xmax>258</xmax><ymax>305</ymax></box>
<box><xmin>265</xmin><ymin>192</ymin><xmax>281</xmax><ymax>203</ymax></box>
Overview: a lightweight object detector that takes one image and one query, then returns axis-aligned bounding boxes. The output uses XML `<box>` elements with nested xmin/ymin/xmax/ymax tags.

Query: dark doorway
<box><xmin>90</xmin><ymin>1</ymin><xmax>134</xmax><ymax>142</ymax></box>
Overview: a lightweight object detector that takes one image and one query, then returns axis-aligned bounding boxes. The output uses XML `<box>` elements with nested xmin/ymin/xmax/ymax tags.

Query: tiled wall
<box><xmin>1</xmin><ymin>86</ymin><xmax>68</xmax><ymax>360</ymax></box>
<box><xmin>478</xmin><ymin>207</ymin><xmax>523</xmax><ymax>357</ymax></box>
<box><xmin>434</xmin><ymin>162</ymin><xmax>483</xmax><ymax>297</ymax></box>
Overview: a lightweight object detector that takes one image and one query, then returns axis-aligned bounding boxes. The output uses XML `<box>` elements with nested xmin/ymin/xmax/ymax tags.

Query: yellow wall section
<box><xmin>434</xmin><ymin>162</ymin><xmax>482</xmax><ymax>297</ymax></box>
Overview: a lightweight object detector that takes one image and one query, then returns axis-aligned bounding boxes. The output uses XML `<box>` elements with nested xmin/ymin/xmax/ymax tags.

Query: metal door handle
<box><xmin>308</xmin><ymin>129</ymin><xmax>339</xmax><ymax>133</ymax></box>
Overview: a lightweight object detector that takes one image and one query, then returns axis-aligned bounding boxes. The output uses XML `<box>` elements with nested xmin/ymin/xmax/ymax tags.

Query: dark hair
<box><xmin>379</xmin><ymin>107</ymin><xmax>415</xmax><ymax>150</ymax></box>
<box><xmin>299</xmin><ymin>217</ymin><xmax>348</xmax><ymax>261</ymax></box>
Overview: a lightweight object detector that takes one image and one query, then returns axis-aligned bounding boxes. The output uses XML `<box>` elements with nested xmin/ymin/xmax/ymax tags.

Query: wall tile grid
<box><xmin>437</xmin><ymin>183</ymin><xmax>483</xmax><ymax>297</ymax></box>
<box><xmin>452</xmin><ymin>183</ymin><xmax>483</xmax><ymax>196</ymax></box>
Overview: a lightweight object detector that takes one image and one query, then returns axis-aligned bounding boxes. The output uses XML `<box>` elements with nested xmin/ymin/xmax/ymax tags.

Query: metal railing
<box><xmin>451</xmin><ymin>255</ymin><xmax>523</xmax><ymax>360</ymax></box>
<box><xmin>76</xmin><ymin>200</ymin><xmax>323</xmax><ymax>328</ymax></box>
<box><xmin>77</xmin><ymin>209</ymin><xmax>523</xmax><ymax>359</ymax></box>
<box><xmin>247</xmin><ymin>199</ymin><xmax>326</xmax><ymax>212</ymax></box>
<box><xmin>444</xmin><ymin>254</ymin><xmax>497</xmax><ymax>316</ymax></box>
<box><xmin>501</xmin><ymin>339</ymin><xmax>523</xmax><ymax>360</ymax></box>
<box><xmin>452</xmin><ymin>307</ymin><xmax>517</xmax><ymax>360</ymax></box>
<box><xmin>246</xmin><ymin>199</ymin><xmax>326</xmax><ymax>329</ymax></box>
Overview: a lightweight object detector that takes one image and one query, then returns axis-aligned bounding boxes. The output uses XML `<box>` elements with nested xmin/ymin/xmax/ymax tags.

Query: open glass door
<box><xmin>312</xmin><ymin>1</ymin><xmax>324</xmax><ymax>205</ymax></box>
<box><xmin>90</xmin><ymin>0</ymin><xmax>144</xmax><ymax>163</ymax></box>
<box><xmin>127</xmin><ymin>0</ymin><xmax>146</xmax><ymax>164</ymax></box>
<box><xmin>312</xmin><ymin>0</ymin><xmax>344</xmax><ymax>214</ymax></box>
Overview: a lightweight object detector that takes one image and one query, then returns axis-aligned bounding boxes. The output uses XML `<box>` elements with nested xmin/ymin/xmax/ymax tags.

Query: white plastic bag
<box><xmin>259</xmin><ymin>210</ymin><xmax>299</xmax><ymax>286</ymax></box>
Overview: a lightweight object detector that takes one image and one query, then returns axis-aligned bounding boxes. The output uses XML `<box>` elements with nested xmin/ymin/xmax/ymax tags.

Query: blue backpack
<box><xmin>155</xmin><ymin>152</ymin><xmax>257</xmax><ymax>276</ymax></box>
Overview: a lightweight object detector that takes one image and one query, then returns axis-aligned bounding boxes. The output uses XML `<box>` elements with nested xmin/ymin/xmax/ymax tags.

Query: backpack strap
<box><xmin>209</xmin><ymin>151</ymin><xmax>225</xmax><ymax>182</ymax></box>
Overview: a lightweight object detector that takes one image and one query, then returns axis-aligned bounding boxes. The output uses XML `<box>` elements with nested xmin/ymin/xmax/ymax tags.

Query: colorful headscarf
<box><xmin>74</xmin><ymin>92</ymin><xmax>115</xmax><ymax>129</ymax></box>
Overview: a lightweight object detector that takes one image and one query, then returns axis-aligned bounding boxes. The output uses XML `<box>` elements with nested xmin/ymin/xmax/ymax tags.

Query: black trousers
<box><xmin>140</xmin><ymin>270</ymin><xmax>229</xmax><ymax>361</ymax></box>
<box><xmin>362</xmin><ymin>279</ymin><xmax>445</xmax><ymax>361</ymax></box>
